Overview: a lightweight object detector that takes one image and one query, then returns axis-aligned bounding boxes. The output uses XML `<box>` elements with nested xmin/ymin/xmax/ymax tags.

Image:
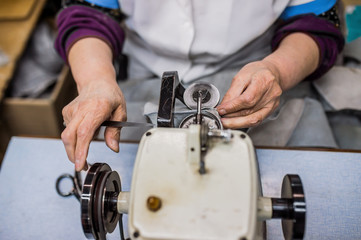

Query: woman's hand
<box><xmin>217</xmin><ymin>32</ymin><xmax>320</xmax><ymax>129</ymax></box>
<box><xmin>61</xmin><ymin>37</ymin><xmax>126</xmax><ymax>171</ymax></box>
<box><xmin>217</xmin><ymin>60</ymin><xmax>282</xmax><ymax>129</ymax></box>
<box><xmin>61</xmin><ymin>80</ymin><xmax>127</xmax><ymax>171</ymax></box>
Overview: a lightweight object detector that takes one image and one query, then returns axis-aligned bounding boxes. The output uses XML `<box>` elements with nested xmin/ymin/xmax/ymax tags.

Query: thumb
<box><xmin>104</xmin><ymin>104</ymin><xmax>127</xmax><ymax>153</ymax></box>
<box><xmin>217</xmin><ymin>86</ymin><xmax>243</xmax><ymax>115</ymax></box>
<box><xmin>218</xmin><ymin>74</ymin><xmax>250</xmax><ymax>114</ymax></box>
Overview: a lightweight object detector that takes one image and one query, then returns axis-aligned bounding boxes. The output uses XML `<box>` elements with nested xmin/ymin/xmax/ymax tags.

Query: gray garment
<box><xmin>286</xmin><ymin>98</ymin><xmax>337</xmax><ymax>148</ymax></box>
<box><xmin>9</xmin><ymin>21</ymin><xmax>63</xmax><ymax>98</ymax></box>
<box><xmin>328</xmin><ymin>112</ymin><xmax>361</xmax><ymax>150</ymax></box>
<box><xmin>343</xmin><ymin>36</ymin><xmax>361</xmax><ymax>62</ymax></box>
<box><xmin>117</xmin><ymin>67</ymin><xmax>339</xmax><ymax>148</ymax></box>
<box><xmin>311</xmin><ymin>64</ymin><xmax>361</xmax><ymax>150</ymax></box>
<box><xmin>247</xmin><ymin>98</ymin><xmax>305</xmax><ymax>147</ymax></box>
<box><xmin>248</xmin><ymin>86</ymin><xmax>338</xmax><ymax>148</ymax></box>
<box><xmin>313</xmin><ymin>66</ymin><xmax>361</xmax><ymax>111</ymax></box>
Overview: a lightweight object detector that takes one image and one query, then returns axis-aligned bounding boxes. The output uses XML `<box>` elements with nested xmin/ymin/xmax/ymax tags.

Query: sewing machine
<box><xmin>60</xmin><ymin>72</ymin><xmax>306</xmax><ymax>240</ymax></box>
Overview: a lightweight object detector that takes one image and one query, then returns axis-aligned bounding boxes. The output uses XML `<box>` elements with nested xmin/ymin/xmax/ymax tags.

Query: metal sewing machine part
<box><xmin>58</xmin><ymin>71</ymin><xmax>306</xmax><ymax>240</ymax></box>
<box><xmin>179</xmin><ymin>83</ymin><xmax>223</xmax><ymax>129</ymax></box>
<box><xmin>157</xmin><ymin>71</ymin><xmax>222</xmax><ymax>130</ymax></box>
<box><xmin>180</xmin><ymin>82</ymin><xmax>222</xmax><ymax>129</ymax></box>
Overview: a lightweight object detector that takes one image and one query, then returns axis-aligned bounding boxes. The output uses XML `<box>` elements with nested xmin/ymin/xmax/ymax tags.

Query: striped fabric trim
<box><xmin>84</xmin><ymin>0</ymin><xmax>119</xmax><ymax>9</ymax></box>
<box><xmin>281</xmin><ymin>0</ymin><xmax>337</xmax><ymax>19</ymax></box>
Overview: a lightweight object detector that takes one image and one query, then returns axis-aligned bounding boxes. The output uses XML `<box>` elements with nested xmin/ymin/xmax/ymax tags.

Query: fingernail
<box><xmin>75</xmin><ymin>159</ymin><xmax>81</xmax><ymax>171</ymax></box>
<box><xmin>218</xmin><ymin>108</ymin><xmax>226</xmax><ymax>115</ymax></box>
<box><xmin>111</xmin><ymin>139</ymin><xmax>119</xmax><ymax>153</ymax></box>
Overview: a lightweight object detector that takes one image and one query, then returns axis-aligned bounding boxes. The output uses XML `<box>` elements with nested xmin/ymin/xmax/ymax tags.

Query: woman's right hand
<box><xmin>61</xmin><ymin>80</ymin><xmax>127</xmax><ymax>171</ymax></box>
<box><xmin>61</xmin><ymin>37</ymin><xmax>126</xmax><ymax>171</ymax></box>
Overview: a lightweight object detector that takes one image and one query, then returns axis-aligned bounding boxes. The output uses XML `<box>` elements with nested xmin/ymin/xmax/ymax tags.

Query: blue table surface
<box><xmin>0</xmin><ymin>137</ymin><xmax>360</xmax><ymax>240</ymax></box>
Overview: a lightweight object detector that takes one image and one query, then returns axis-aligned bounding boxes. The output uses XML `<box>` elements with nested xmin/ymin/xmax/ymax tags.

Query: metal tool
<box><xmin>101</xmin><ymin>121</ymin><xmax>154</xmax><ymax>128</ymax></box>
<box><xmin>63</xmin><ymin>121</ymin><xmax>154</xmax><ymax>128</ymax></box>
<box><xmin>55</xmin><ymin>170</ymin><xmax>83</xmax><ymax>201</ymax></box>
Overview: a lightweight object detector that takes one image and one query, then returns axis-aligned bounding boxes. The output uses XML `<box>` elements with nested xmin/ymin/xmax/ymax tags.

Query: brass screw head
<box><xmin>147</xmin><ymin>196</ymin><xmax>162</xmax><ymax>212</ymax></box>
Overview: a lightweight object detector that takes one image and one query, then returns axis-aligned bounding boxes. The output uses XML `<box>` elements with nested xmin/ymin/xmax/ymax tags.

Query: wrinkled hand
<box><xmin>217</xmin><ymin>60</ymin><xmax>282</xmax><ymax>129</ymax></box>
<box><xmin>61</xmin><ymin>81</ymin><xmax>126</xmax><ymax>171</ymax></box>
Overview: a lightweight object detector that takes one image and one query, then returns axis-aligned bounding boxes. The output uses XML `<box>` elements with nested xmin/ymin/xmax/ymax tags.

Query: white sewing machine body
<box><xmin>128</xmin><ymin>126</ymin><xmax>263</xmax><ymax>240</ymax></box>
<box><xmin>77</xmin><ymin>72</ymin><xmax>305</xmax><ymax>240</ymax></box>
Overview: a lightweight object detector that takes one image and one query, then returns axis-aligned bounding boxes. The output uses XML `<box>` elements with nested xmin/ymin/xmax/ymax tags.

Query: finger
<box><xmin>219</xmin><ymin>73</ymin><xmax>250</xmax><ymax>106</ymax></box>
<box><xmin>218</xmin><ymin>79</ymin><xmax>267</xmax><ymax>115</ymax></box>
<box><xmin>104</xmin><ymin>104</ymin><xmax>127</xmax><ymax>153</ymax></box>
<box><xmin>74</xmin><ymin>112</ymin><xmax>107</xmax><ymax>171</ymax></box>
<box><xmin>221</xmin><ymin>102</ymin><xmax>275</xmax><ymax>129</ymax></box>
<box><xmin>61</xmin><ymin>115</ymin><xmax>84</xmax><ymax>164</ymax></box>
<box><xmin>222</xmin><ymin>90</ymin><xmax>279</xmax><ymax>118</ymax></box>
<box><xmin>222</xmin><ymin>108</ymin><xmax>254</xmax><ymax>118</ymax></box>
<box><xmin>62</xmin><ymin>106</ymin><xmax>71</xmax><ymax>127</ymax></box>
<box><xmin>221</xmin><ymin>95</ymin><xmax>275</xmax><ymax>118</ymax></box>
<box><xmin>62</xmin><ymin>99</ymin><xmax>78</xmax><ymax>126</ymax></box>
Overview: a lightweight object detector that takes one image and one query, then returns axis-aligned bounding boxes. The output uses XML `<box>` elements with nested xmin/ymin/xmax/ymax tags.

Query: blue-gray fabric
<box><xmin>1</xmin><ymin>137</ymin><xmax>361</xmax><ymax>239</ymax></box>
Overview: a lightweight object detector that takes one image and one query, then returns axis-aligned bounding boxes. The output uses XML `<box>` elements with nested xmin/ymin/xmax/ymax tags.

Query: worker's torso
<box><xmin>119</xmin><ymin>0</ymin><xmax>289</xmax><ymax>82</ymax></box>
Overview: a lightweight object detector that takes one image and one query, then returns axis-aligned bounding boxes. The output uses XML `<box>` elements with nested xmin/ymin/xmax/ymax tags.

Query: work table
<box><xmin>0</xmin><ymin>137</ymin><xmax>360</xmax><ymax>239</ymax></box>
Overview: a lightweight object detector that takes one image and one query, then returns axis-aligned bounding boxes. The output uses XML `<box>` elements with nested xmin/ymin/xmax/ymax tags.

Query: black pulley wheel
<box><xmin>102</xmin><ymin>171</ymin><xmax>121</xmax><ymax>233</ymax></box>
<box><xmin>81</xmin><ymin>163</ymin><xmax>121</xmax><ymax>240</ymax></box>
<box><xmin>281</xmin><ymin>174</ymin><xmax>306</xmax><ymax>240</ymax></box>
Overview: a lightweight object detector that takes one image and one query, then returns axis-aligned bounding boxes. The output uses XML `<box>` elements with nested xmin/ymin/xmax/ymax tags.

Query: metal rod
<box><xmin>271</xmin><ymin>198</ymin><xmax>293</xmax><ymax>219</ymax></box>
<box><xmin>196</xmin><ymin>90</ymin><xmax>203</xmax><ymax>125</ymax></box>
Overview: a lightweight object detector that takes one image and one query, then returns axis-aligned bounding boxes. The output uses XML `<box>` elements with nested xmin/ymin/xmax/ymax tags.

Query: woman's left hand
<box><xmin>217</xmin><ymin>60</ymin><xmax>283</xmax><ymax>129</ymax></box>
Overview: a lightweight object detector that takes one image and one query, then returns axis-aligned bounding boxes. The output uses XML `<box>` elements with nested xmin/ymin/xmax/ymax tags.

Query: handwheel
<box><xmin>281</xmin><ymin>174</ymin><xmax>306</xmax><ymax>240</ymax></box>
<box><xmin>81</xmin><ymin>163</ymin><xmax>121</xmax><ymax>240</ymax></box>
<box><xmin>271</xmin><ymin>174</ymin><xmax>306</xmax><ymax>240</ymax></box>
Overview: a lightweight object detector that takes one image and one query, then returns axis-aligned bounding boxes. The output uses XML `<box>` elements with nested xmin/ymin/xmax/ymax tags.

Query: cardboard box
<box><xmin>342</xmin><ymin>0</ymin><xmax>361</xmax><ymax>6</ymax></box>
<box><xmin>0</xmin><ymin>0</ymin><xmax>46</xmax><ymax>101</ymax></box>
<box><xmin>1</xmin><ymin>66</ymin><xmax>77</xmax><ymax>137</ymax></box>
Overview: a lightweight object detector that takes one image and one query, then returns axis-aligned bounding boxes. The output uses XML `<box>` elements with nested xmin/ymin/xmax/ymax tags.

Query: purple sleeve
<box><xmin>55</xmin><ymin>5</ymin><xmax>125</xmax><ymax>63</ymax></box>
<box><xmin>272</xmin><ymin>14</ymin><xmax>345</xmax><ymax>80</ymax></box>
